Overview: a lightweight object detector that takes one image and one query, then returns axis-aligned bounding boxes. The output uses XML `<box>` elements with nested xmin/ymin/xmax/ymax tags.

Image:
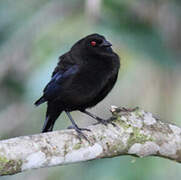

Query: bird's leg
<box><xmin>81</xmin><ymin>110</ymin><xmax>116</xmax><ymax>126</ymax></box>
<box><xmin>65</xmin><ymin>111</ymin><xmax>90</xmax><ymax>141</ymax></box>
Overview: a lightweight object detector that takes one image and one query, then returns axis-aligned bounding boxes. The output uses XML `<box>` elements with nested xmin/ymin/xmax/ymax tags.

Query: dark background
<box><xmin>0</xmin><ymin>0</ymin><xmax>181</xmax><ymax>179</ymax></box>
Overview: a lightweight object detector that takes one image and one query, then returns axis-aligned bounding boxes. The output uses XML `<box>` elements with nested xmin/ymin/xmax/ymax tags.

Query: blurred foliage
<box><xmin>0</xmin><ymin>0</ymin><xmax>181</xmax><ymax>179</ymax></box>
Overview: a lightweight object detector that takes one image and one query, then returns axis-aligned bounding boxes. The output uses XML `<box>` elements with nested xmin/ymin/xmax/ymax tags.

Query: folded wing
<box><xmin>34</xmin><ymin>65</ymin><xmax>78</xmax><ymax>106</ymax></box>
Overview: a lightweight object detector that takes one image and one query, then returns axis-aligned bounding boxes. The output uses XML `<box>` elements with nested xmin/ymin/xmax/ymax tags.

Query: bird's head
<box><xmin>71</xmin><ymin>34</ymin><xmax>113</xmax><ymax>57</ymax></box>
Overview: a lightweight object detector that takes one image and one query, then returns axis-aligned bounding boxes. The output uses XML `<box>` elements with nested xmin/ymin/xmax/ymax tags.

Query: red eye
<box><xmin>91</xmin><ymin>41</ymin><xmax>96</xmax><ymax>46</ymax></box>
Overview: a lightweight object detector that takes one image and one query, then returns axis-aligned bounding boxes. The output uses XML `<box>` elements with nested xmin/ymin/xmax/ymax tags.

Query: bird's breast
<box><xmin>59</xmin><ymin>56</ymin><xmax>120</xmax><ymax>110</ymax></box>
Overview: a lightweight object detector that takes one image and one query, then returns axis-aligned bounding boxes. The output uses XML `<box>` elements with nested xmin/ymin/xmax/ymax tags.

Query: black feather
<box><xmin>34</xmin><ymin>96</ymin><xmax>46</xmax><ymax>106</ymax></box>
<box><xmin>42</xmin><ymin>102</ymin><xmax>62</xmax><ymax>132</ymax></box>
<box><xmin>34</xmin><ymin>33</ymin><xmax>120</xmax><ymax>133</ymax></box>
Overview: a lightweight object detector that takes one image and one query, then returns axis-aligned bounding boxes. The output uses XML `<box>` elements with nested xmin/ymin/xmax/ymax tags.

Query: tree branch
<box><xmin>0</xmin><ymin>107</ymin><xmax>181</xmax><ymax>176</ymax></box>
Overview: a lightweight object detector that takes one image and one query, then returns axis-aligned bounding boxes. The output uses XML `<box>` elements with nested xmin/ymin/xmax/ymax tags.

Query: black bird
<box><xmin>35</xmin><ymin>33</ymin><xmax>120</xmax><ymax>138</ymax></box>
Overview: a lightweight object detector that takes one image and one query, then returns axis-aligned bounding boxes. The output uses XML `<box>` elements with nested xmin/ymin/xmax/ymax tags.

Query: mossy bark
<box><xmin>0</xmin><ymin>107</ymin><xmax>181</xmax><ymax>176</ymax></box>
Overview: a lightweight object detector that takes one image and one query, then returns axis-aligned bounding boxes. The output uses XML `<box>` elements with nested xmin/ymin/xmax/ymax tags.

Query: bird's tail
<box><xmin>42</xmin><ymin>103</ymin><xmax>62</xmax><ymax>133</ymax></box>
<box><xmin>34</xmin><ymin>96</ymin><xmax>46</xmax><ymax>106</ymax></box>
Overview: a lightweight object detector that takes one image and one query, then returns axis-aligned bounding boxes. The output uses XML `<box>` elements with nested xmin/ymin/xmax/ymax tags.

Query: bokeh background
<box><xmin>0</xmin><ymin>0</ymin><xmax>181</xmax><ymax>179</ymax></box>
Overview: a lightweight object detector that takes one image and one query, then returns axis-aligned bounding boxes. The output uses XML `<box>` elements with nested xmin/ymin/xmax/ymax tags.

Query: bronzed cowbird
<box><xmin>35</xmin><ymin>33</ymin><xmax>120</xmax><ymax>138</ymax></box>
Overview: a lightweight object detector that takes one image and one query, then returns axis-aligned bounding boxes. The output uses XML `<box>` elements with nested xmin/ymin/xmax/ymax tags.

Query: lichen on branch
<box><xmin>0</xmin><ymin>107</ymin><xmax>181</xmax><ymax>176</ymax></box>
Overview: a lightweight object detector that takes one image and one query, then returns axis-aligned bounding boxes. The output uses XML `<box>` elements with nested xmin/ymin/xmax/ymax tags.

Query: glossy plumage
<box><xmin>35</xmin><ymin>33</ymin><xmax>120</xmax><ymax>135</ymax></box>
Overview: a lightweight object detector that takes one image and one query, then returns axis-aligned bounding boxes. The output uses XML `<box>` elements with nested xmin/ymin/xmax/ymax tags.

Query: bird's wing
<box><xmin>52</xmin><ymin>52</ymin><xmax>75</xmax><ymax>77</ymax></box>
<box><xmin>43</xmin><ymin>65</ymin><xmax>78</xmax><ymax>101</ymax></box>
<box><xmin>34</xmin><ymin>52</ymin><xmax>78</xmax><ymax>106</ymax></box>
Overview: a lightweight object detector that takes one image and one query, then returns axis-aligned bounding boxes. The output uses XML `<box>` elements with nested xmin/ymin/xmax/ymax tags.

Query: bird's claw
<box><xmin>77</xmin><ymin>127</ymin><xmax>91</xmax><ymax>132</ymax></box>
<box><xmin>67</xmin><ymin>125</ymin><xmax>91</xmax><ymax>131</ymax></box>
<box><xmin>98</xmin><ymin>119</ymin><xmax>109</xmax><ymax>126</ymax></box>
<box><xmin>76</xmin><ymin>130</ymin><xmax>90</xmax><ymax>142</ymax></box>
<box><xmin>93</xmin><ymin>117</ymin><xmax>117</xmax><ymax>127</ymax></box>
<box><xmin>72</xmin><ymin>126</ymin><xmax>91</xmax><ymax>142</ymax></box>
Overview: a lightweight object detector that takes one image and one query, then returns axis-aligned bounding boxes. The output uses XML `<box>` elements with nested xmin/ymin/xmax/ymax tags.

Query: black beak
<box><xmin>101</xmin><ymin>39</ymin><xmax>112</xmax><ymax>47</ymax></box>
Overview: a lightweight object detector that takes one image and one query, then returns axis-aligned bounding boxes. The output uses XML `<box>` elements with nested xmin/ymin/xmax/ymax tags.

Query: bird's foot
<box><xmin>75</xmin><ymin>127</ymin><xmax>91</xmax><ymax>142</ymax></box>
<box><xmin>81</xmin><ymin>110</ymin><xmax>117</xmax><ymax>127</ymax></box>
<box><xmin>93</xmin><ymin>116</ymin><xmax>117</xmax><ymax>127</ymax></box>
<box><xmin>65</xmin><ymin>111</ymin><xmax>91</xmax><ymax>142</ymax></box>
<box><xmin>68</xmin><ymin>125</ymin><xmax>91</xmax><ymax>142</ymax></box>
